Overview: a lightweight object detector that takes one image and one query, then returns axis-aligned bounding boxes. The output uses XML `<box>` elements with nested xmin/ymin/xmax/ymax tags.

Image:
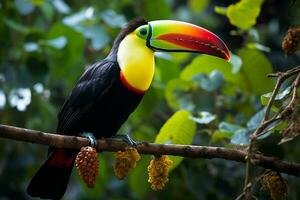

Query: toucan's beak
<box><xmin>147</xmin><ymin>20</ymin><xmax>230</xmax><ymax>61</ymax></box>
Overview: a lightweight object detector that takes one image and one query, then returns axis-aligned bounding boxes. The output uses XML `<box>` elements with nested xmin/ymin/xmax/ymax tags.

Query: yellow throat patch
<box><xmin>117</xmin><ymin>33</ymin><xmax>155</xmax><ymax>93</ymax></box>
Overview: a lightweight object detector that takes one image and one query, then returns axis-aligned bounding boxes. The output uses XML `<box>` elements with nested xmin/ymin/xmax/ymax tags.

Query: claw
<box><xmin>111</xmin><ymin>134</ymin><xmax>137</xmax><ymax>147</ymax></box>
<box><xmin>80</xmin><ymin>132</ymin><xmax>97</xmax><ymax>148</ymax></box>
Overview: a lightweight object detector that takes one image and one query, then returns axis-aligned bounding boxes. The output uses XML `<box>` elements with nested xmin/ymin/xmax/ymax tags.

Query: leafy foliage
<box><xmin>238</xmin><ymin>48</ymin><xmax>274</xmax><ymax>94</ymax></box>
<box><xmin>0</xmin><ymin>0</ymin><xmax>300</xmax><ymax>200</ymax></box>
<box><xmin>155</xmin><ymin>110</ymin><xmax>196</xmax><ymax>170</ymax></box>
<box><xmin>215</xmin><ymin>0</ymin><xmax>264</xmax><ymax>30</ymax></box>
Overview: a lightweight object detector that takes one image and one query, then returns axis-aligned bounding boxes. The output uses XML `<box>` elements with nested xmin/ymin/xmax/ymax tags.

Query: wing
<box><xmin>56</xmin><ymin>59</ymin><xmax>119</xmax><ymax>134</ymax></box>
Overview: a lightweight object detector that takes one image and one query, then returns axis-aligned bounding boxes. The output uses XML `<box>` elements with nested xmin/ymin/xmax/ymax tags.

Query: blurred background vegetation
<box><xmin>0</xmin><ymin>0</ymin><xmax>300</xmax><ymax>199</ymax></box>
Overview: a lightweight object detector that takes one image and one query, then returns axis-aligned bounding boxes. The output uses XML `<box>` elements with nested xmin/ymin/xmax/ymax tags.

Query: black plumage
<box><xmin>57</xmin><ymin>18</ymin><xmax>148</xmax><ymax>136</ymax></box>
<box><xmin>56</xmin><ymin>59</ymin><xmax>143</xmax><ymax>136</ymax></box>
<box><xmin>27</xmin><ymin>19</ymin><xmax>148</xmax><ymax>199</ymax></box>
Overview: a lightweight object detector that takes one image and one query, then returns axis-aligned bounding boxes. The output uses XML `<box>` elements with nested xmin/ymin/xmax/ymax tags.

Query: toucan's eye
<box><xmin>136</xmin><ymin>25</ymin><xmax>149</xmax><ymax>39</ymax></box>
<box><xmin>140</xmin><ymin>28</ymin><xmax>147</xmax><ymax>35</ymax></box>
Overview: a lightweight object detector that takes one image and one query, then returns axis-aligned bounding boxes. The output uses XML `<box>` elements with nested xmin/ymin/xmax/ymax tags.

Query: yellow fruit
<box><xmin>114</xmin><ymin>146</ymin><xmax>140</xmax><ymax>180</ymax></box>
<box><xmin>148</xmin><ymin>155</ymin><xmax>173</xmax><ymax>191</ymax></box>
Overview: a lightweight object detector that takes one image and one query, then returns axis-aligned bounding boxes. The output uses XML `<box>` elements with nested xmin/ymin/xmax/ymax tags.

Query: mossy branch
<box><xmin>0</xmin><ymin>124</ymin><xmax>300</xmax><ymax>177</ymax></box>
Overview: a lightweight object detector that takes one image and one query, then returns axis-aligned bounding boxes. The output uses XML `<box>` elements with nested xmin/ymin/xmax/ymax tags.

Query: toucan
<box><xmin>27</xmin><ymin>19</ymin><xmax>230</xmax><ymax>199</ymax></box>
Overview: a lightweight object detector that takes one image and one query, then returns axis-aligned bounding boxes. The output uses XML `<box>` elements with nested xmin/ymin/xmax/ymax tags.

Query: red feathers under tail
<box><xmin>27</xmin><ymin>148</ymin><xmax>77</xmax><ymax>199</ymax></box>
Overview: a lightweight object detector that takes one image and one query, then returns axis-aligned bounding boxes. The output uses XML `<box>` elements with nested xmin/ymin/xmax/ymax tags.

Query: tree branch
<box><xmin>0</xmin><ymin>124</ymin><xmax>300</xmax><ymax>177</ymax></box>
<box><xmin>263</xmin><ymin>65</ymin><xmax>300</xmax><ymax>123</ymax></box>
<box><xmin>240</xmin><ymin>65</ymin><xmax>300</xmax><ymax>199</ymax></box>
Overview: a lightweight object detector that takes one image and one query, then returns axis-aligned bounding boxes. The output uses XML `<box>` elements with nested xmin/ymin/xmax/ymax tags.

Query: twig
<box><xmin>255</xmin><ymin>71</ymin><xmax>300</xmax><ymax>139</ymax></box>
<box><xmin>267</xmin><ymin>65</ymin><xmax>300</xmax><ymax>78</ymax></box>
<box><xmin>254</xmin><ymin>116</ymin><xmax>282</xmax><ymax>138</ymax></box>
<box><xmin>263</xmin><ymin>76</ymin><xmax>284</xmax><ymax>122</ymax></box>
<box><xmin>286</xmin><ymin>73</ymin><xmax>300</xmax><ymax>109</ymax></box>
<box><xmin>0</xmin><ymin>124</ymin><xmax>300</xmax><ymax>176</ymax></box>
<box><xmin>235</xmin><ymin>192</ymin><xmax>246</xmax><ymax>200</ymax></box>
<box><xmin>243</xmin><ymin>136</ymin><xmax>257</xmax><ymax>200</ymax></box>
<box><xmin>264</xmin><ymin>65</ymin><xmax>300</xmax><ymax>122</ymax></box>
<box><xmin>240</xmin><ymin>65</ymin><xmax>300</xmax><ymax>200</ymax></box>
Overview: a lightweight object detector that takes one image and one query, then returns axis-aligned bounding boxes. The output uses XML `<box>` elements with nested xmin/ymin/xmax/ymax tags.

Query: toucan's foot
<box><xmin>111</xmin><ymin>134</ymin><xmax>137</xmax><ymax>147</ymax></box>
<box><xmin>80</xmin><ymin>132</ymin><xmax>97</xmax><ymax>148</ymax></box>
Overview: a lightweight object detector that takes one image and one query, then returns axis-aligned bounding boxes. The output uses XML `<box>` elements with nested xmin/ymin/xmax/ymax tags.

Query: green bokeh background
<box><xmin>0</xmin><ymin>0</ymin><xmax>300</xmax><ymax>199</ymax></box>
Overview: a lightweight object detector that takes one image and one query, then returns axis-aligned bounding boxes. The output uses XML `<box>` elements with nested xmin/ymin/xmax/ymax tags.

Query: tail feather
<box><xmin>27</xmin><ymin>149</ymin><xmax>77</xmax><ymax>199</ymax></box>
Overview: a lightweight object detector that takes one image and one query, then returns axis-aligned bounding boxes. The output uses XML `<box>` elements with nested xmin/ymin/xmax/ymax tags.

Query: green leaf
<box><xmin>0</xmin><ymin>90</ymin><xmax>6</xmax><ymax>109</ymax></box>
<box><xmin>154</xmin><ymin>54</ymin><xmax>180</xmax><ymax>86</ymax></box>
<box><xmin>272</xmin><ymin>121</ymin><xmax>288</xmax><ymax>132</ymax></box>
<box><xmin>143</xmin><ymin>0</ymin><xmax>171</xmax><ymax>20</ymax></box>
<box><xmin>229</xmin><ymin>53</ymin><xmax>243</xmax><ymax>74</ymax></box>
<box><xmin>63</xmin><ymin>8</ymin><xmax>109</xmax><ymax>51</ymax></box>
<box><xmin>31</xmin><ymin>0</ymin><xmax>44</xmax><ymax>6</ymax></box>
<box><xmin>84</xmin><ymin>26</ymin><xmax>109</xmax><ymax>50</ymax></box>
<box><xmin>189</xmin><ymin>0</ymin><xmax>210</xmax><ymax>12</ymax></box>
<box><xmin>52</xmin><ymin>0</ymin><xmax>70</xmax><ymax>14</ymax></box>
<box><xmin>247</xmin><ymin>109</ymin><xmax>264</xmax><ymax>131</ymax></box>
<box><xmin>24</xmin><ymin>42</ymin><xmax>40</xmax><ymax>52</ymax></box>
<box><xmin>45</xmin><ymin>36</ymin><xmax>67</xmax><ymax>49</ymax></box>
<box><xmin>238</xmin><ymin>48</ymin><xmax>273</xmax><ymax>94</ymax></box>
<box><xmin>192</xmin><ymin>70</ymin><xmax>224</xmax><ymax>92</ymax></box>
<box><xmin>40</xmin><ymin>1</ymin><xmax>55</xmax><ymax>21</ymax></box>
<box><xmin>261</xmin><ymin>86</ymin><xmax>292</xmax><ymax>109</ymax></box>
<box><xmin>46</xmin><ymin>23</ymin><xmax>85</xmax><ymax>89</ymax></box>
<box><xmin>129</xmin><ymin>157</ymin><xmax>150</xmax><ymax>198</ymax></box>
<box><xmin>3</xmin><ymin>17</ymin><xmax>31</xmax><ymax>34</ymax></box>
<box><xmin>214</xmin><ymin>6</ymin><xmax>227</xmax><ymax>15</ymax></box>
<box><xmin>218</xmin><ymin>122</ymin><xmax>249</xmax><ymax>145</ymax></box>
<box><xmin>132</xmin><ymin>88</ymin><xmax>164</xmax><ymax>122</ymax></box>
<box><xmin>62</xmin><ymin>8</ymin><xmax>92</xmax><ymax>26</ymax></box>
<box><xmin>165</xmin><ymin>79</ymin><xmax>192</xmax><ymax>110</ymax></box>
<box><xmin>176</xmin><ymin>92</ymin><xmax>195</xmax><ymax>111</ymax></box>
<box><xmin>100</xmin><ymin>10</ymin><xmax>127</xmax><ymax>28</ymax></box>
<box><xmin>14</xmin><ymin>0</ymin><xmax>34</xmax><ymax>15</ymax></box>
<box><xmin>247</xmin><ymin>28</ymin><xmax>260</xmax><ymax>41</ymax></box>
<box><xmin>170</xmin><ymin>52</ymin><xmax>191</xmax><ymax>63</ymax></box>
<box><xmin>247</xmin><ymin>43</ymin><xmax>271</xmax><ymax>52</ymax></box>
<box><xmin>211</xmin><ymin>130</ymin><xmax>233</xmax><ymax>143</ymax></box>
<box><xmin>256</xmin><ymin>120</ymin><xmax>287</xmax><ymax>140</ymax></box>
<box><xmin>155</xmin><ymin>110</ymin><xmax>196</xmax><ymax>170</ymax></box>
<box><xmin>230</xmin><ymin>129</ymin><xmax>249</xmax><ymax>145</ymax></box>
<box><xmin>260</xmin><ymin>95</ymin><xmax>268</xmax><ymax>106</ymax></box>
<box><xmin>181</xmin><ymin>55</ymin><xmax>246</xmax><ymax>90</ymax></box>
<box><xmin>226</xmin><ymin>0</ymin><xmax>264</xmax><ymax>30</ymax></box>
<box><xmin>219</xmin><ymin>122</ymin><xmax>244</xmax><ymax>133</ymax></box>
<box><xmin>190</xmin><ymin>111</ymin><xmax>216</xmax><ymax>124</ymax></box>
